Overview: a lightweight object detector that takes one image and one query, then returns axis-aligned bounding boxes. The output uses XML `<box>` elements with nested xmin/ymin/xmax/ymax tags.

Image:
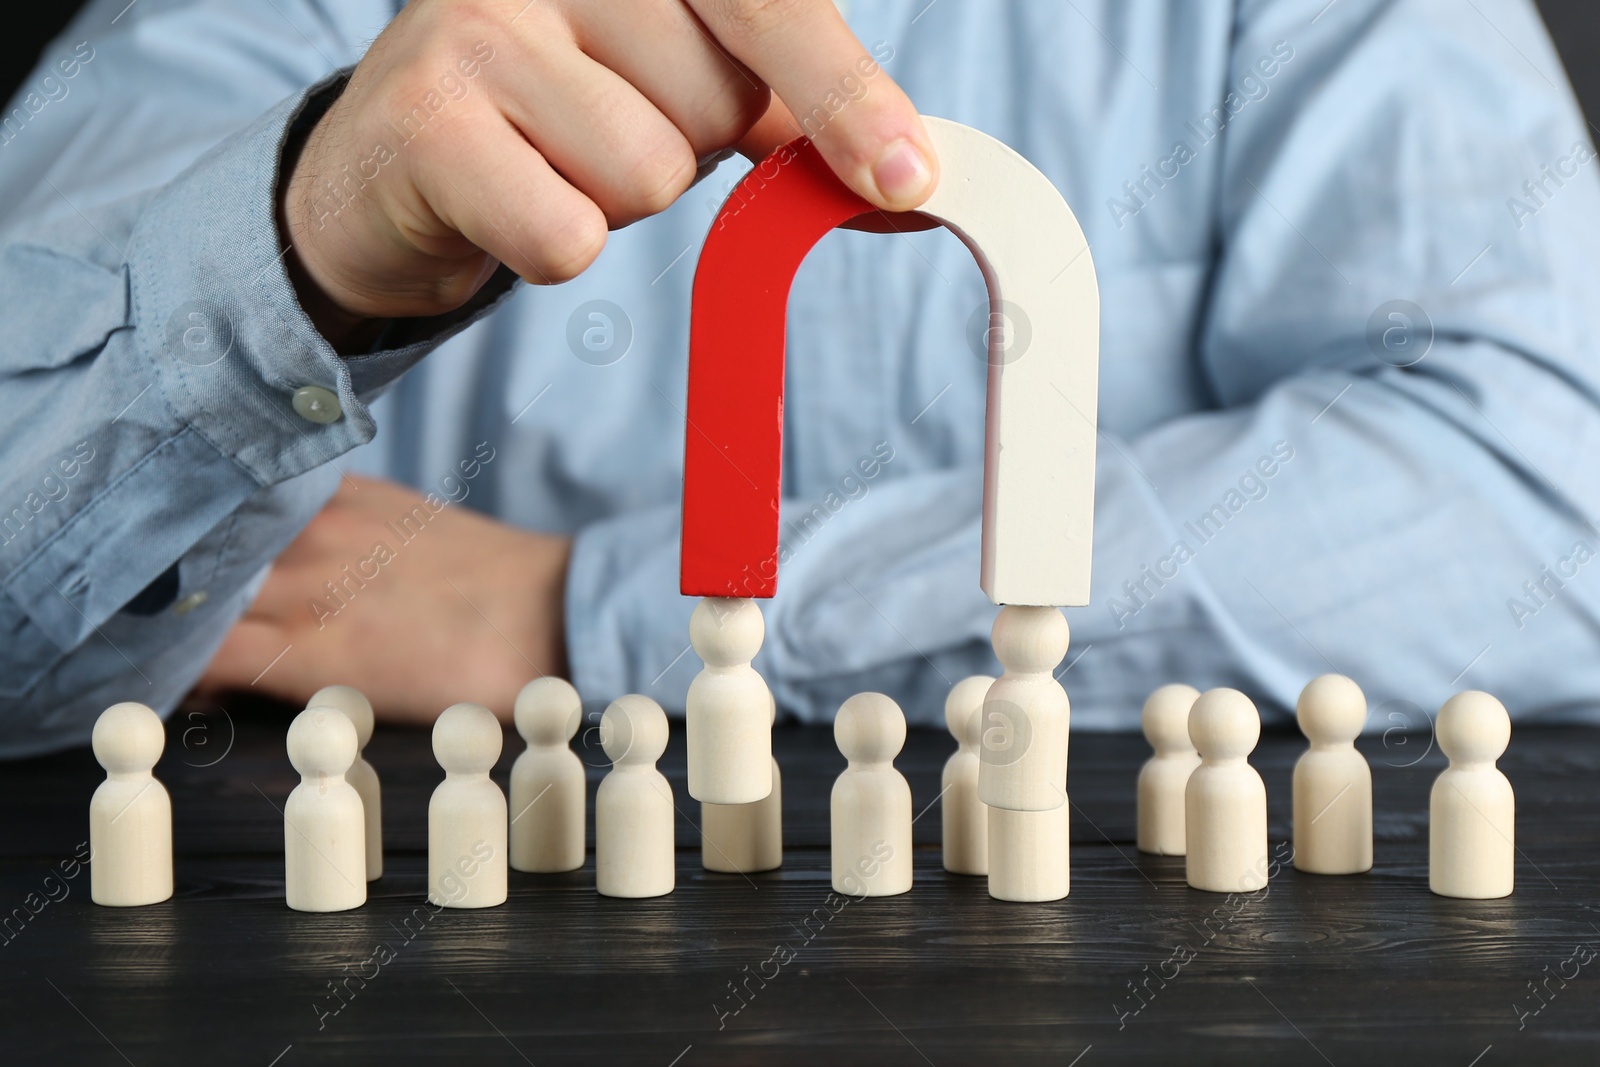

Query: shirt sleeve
<box><xmin>567</xmin><ymin>0</ymin><xmax>1600</xmax><ymax>731</ymax></box>
<box><xmin>0</xmin><ymin>0</ymin><xmax>516</xmax><ymax>756</ymax></box>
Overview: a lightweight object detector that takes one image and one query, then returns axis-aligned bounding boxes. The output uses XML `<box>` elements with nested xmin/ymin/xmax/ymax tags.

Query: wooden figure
<box><xmin>1137</xmin><ymin>683</ymin><xmax>1201</xmax><ymax>856</ymax></box>
<box><xmin>1430</xmin><ymin>691</ymin><xmax>1514</xmax><ymax>899</ymax></box>
<box><xmin>428</xmin><ymin>703</ymin><xmax>507</xmax><ymax>909</ymax></box>
<box><xmin>685</xmin><ymin>597</ymin><xmax>773</xmax><ymax>805</ymax></box>
<box><xmin>942</xmin><ymin>674</ymin><xmax>994</xmax><ymax>875</ymax></box>
<box><xmin>1293</xmin><ymin>674</ymin><xmax>1373</xmax><ymax>875</ymax></box>
<box><xmin>701</xmin><ymin>694</ymin><xmax>782</xmax><ymax>874</ymax></box>
<box><xmin>308</xmin><ymin>685</ymin><xmax>382</xmax><ymax>880</ymax></box>
<box><xmin>977</xmin><ymin>607</ymin><xmax>1071</xmax><ymax>812</ymax></box>
<box><xmin>831</xmin><ymin>693</ymin><xmax>912</xmax><ymax>898</ymax></box>
<box><xmin>285</xmin><ymin>706</ymin><xmax>366</xmax><ymax>912</ymax></box>
<box><xmin>89</xmin><ymin>702</ymin><xmax>173</xmax><ymax>907</ymax></box>
<box><xmin>1185</xmin><ymin>688</ymin><xmax>1268</xmax><ymax>893</ymax></box>
<box><xmin>510</xmin><ymin>677</ymin><xmax>586</xmax><ymax>873</ymax></box>
<box><xmin>596</xmin><ymin>695</ymin><xmax>675</xmax><ymax>898</ymax></box>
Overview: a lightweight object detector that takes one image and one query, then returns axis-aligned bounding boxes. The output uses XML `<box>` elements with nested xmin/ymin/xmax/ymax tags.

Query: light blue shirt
<box><xmin>2</xmin><ymin>0</ymin><xmax>1598</xmax><ymax>756</ymax></box>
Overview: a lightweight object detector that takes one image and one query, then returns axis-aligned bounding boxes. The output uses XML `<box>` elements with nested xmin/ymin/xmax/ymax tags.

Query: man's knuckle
<box><xmin>539</xmin><ymin>214</ymin><xmax>607</xmax><ymax>281</ymax></box>
<box><xmin>712</xmin><ymin>0</ymin><xmax>809</xmax><ymax>42</ymax></box>
<box><xmin>629</xmin><ymin>146</ymin><xmax>697</xmax><ymax>216</ymax></box>
<box><xmin>697</xmin><ymin>81</ymin><xmax>770</xmax><ymax>144</ymax></box>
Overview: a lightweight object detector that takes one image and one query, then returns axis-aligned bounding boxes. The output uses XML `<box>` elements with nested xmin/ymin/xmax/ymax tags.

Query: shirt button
<box><xmin>172</xmin><ymin>590</ymin><xmax>208</xmax><ymax>616</ymax></box>
<box><xmin>292</xmin><ymin>385</ymin><xmax>342</xmax><ymax>424</ymax></box>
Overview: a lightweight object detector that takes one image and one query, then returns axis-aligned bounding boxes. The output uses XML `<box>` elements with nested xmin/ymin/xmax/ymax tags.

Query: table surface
<box><xmin>1</xmin><ymin>703</ymin><xmax>1597</xmax><ymax>1066</ymax></box>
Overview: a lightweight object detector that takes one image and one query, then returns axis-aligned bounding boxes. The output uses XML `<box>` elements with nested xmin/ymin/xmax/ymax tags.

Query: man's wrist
<box><xmin>276</xmin><ymin>71</ymin><xmax>387</xmax><ymax>352</ymax></box>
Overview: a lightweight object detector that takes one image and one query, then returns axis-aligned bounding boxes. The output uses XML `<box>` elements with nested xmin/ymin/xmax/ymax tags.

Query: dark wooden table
<box><xmin>1</xmin><ymin>703</ymin><xmax>1596</xmax><ymax>1065</ymax></box>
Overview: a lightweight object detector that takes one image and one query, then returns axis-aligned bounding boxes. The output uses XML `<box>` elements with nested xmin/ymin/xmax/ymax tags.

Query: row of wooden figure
<box><xmin>84</xmin><ymin>671</ymin><xmax>1514</xmax><ymax>910</ymax></box>
<box><xmin>1125</xmin><ymin>675</ymin><xmax>1515</xmax><ymax>899</ymax></box>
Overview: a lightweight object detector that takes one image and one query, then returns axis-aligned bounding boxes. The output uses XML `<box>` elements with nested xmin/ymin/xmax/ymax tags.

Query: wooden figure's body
<box><xmin>978</xmin><ymin>607</ymin><xmax>1071</xmax><ymax>812</ymax></box>
<box><xmin>1293</xmin><ymin>675</ymin><xmax>1373</xmax><ymax>875</ymax></box>
<box><xmin>428</xmin><ymin>703</ymin><xmax>507</xmax><ymax>909</ymax></box>
<box><xmin>1185</xmin><ymin>689</ymin><xmax>1268</xmax><ymax>894</ymax></box>
<box><xmin>89</xmin><ymin>703</ymin><xmax>173</xmax><ymax>907</ymax></box>
<box><xmin>988</xmin><ymin>793</ymin><xmax>1069</xmax><ymax>902</ymax></box>
<box><xmin>1294</xmin><ymin>749</ymin><xmax>1372</xmax><ymax>874</ymax></box>
<box><xmin>309</xmin><ymin>686</ymin><xmax>382</xmax><ymax>880</ymax></box>
<box><xmin>1136</xmin><ymin>684</ymin><xmax>1201</xmax><ymax>856</ymax></box>
<box><xmin>1430</xmin><ymin>691</ymin><xmax>1514</xmax><ymax>899</ymax></box>
<box><xmin>685</xmin><ymin>597</ymin><xmax>773</xmax><ymax>805</ymax></box>
<box><xmin>831</xmin><ymin>693</ymin><xmax>912</xmax><ymax>897</ymax></box>
<box><xmin>596</xmin><ymin>695</ymin><xmax>675</xmax><ymax>898</ymax></box>
<box><xmin>284</xmin><ymin>707</ymin><xmax>366</xmax><ymax>912</ymax></box>
<box><xmin>510</xmin><ymin>678</ymin><xmax>586</xmax><ymax>873</ymax></box>
<box><xmin>942</xmin><ymin>674</ymin><xmax>994</xmax><ymax>875</ymax></box>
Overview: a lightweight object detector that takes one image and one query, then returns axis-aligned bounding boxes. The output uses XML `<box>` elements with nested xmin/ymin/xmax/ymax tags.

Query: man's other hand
<box><xmin>198</xmin><ymin>475</ymin><xmax>571</xmax><ymax>725</ymax></box>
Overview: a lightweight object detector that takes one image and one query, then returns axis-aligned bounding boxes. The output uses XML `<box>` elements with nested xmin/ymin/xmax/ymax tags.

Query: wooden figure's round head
<box><xmin>514</xmin><ymin>677</ymin><xmax>582</xmax><ymax>746</ymax></box>
<box><xmin>1437</xmin><ymin>690</ymin><xmax>1510</xmax><ymax>764</ymax></box>
<box><xmin>288</xmin><ymin>706</ymin><xmax>358</xmax><ymax>778</ymax></box>
<box><xmin>308</xmin><ymin>685</ymin><xmax>374</xmax><ymax>749</ymax></box>
<box><xmin>432</xmin><ymin>703</ymin><xmax>503</xmax><ymax>776</ymax></box>
<box><xmin>990</xmin><ymin>606</ymin><xmax>1069</xmax><ymax>674</ymax></box>
<box><xmin>601</xmin><ymin>695</ymin><xmax>668</xmax><ymax>767</ymax></box>
<box><xmin>92</xmin><ymin>702</ymin><xmax>165</xmax><ymax>774</ymax></box>
<box><xmin>1141</xmin><ymin>683</ymin><xmax>1201</xmax><ymax>754</ymax></box>
<box><xmin>1187</xmin><ymin>688</ymin><xmax>1260</xmax><ymax>761</ymax></box>
<box><xmin>1295</xmin><ymin>674</ymin><xmax>1366</xmax><ymax>745</ymax></box>
<box><xmin>835</xmin><ymin>692</ymin><xmax>906</xmax><ymax>764</ymax></box>
<box><xmin>945</xmin><ymin>675</ymin><xmax>995</xmax><ymax>745</ymax></box>
<box><xmin>690</xmin><ymin>597</ymin><xmax>765</xmax><ymax>667</ymax></box>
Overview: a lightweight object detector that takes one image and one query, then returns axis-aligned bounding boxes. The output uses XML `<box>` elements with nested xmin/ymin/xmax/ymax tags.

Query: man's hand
<box><xmin>284</xmin><ymin>0</ymin><xmax>937</xmax><ymax>337</ymax></box>
<box><xmin>199</xmin><ymin>475</ymin><xmax>570</xmax><ymax>724</ymax></box>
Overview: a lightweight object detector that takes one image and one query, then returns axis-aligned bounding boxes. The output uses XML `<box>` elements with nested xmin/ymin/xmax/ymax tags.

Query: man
<box><xmin>1</xmin><ymin>0</ymin><xmax>1596</xmax><ymax>756</ymax></box>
